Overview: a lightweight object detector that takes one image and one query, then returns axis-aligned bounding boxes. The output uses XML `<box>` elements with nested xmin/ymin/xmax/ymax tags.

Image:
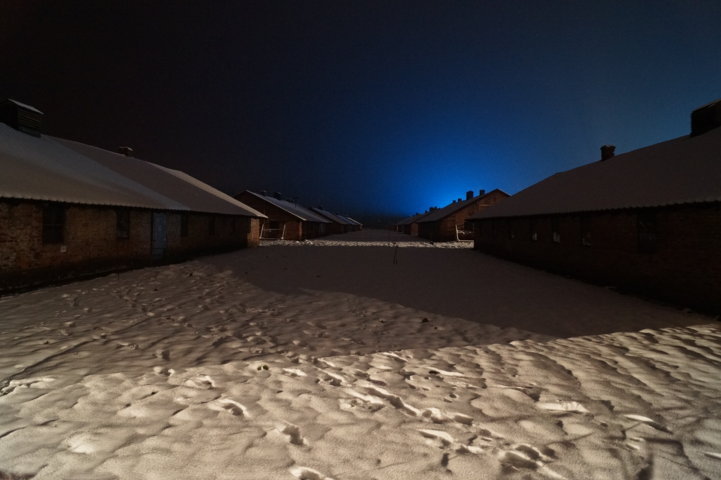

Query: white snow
<box><xmin>471</xmin><ymin>125</ymin><xmax>721</xmax><ymax>219</ymax></box>
<box><xmin>1</xmin><ymin>229</ymin><xmax>720</xmax><ymax>479</ymax></box>
<box><xmin>0</xmin><ymin>124</ymin><xmax>264</xmax><ymax>217</ymax></box>
<box><xmin>242</xmin><ymin>191</ymin><xmax>331</xmax><ymax>223</ymax></box>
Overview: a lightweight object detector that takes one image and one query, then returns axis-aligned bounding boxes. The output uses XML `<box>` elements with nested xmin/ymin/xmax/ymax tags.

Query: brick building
<box><xmin>395</xmin><ymin>211</ymin><xmax>432</xmax><ymax>235</ymax></box>
<box><xmin>235</xmin><ymin>191</ymin><xmax>331</xmax><ymax>240</ymax></box>
<box><xmin>338</xmin><ymin>215</ymin><xmax>363</xmax><ymax>232</ymax></box>
<box><xmin>311</xmin><ymin>207</ymin><xmax>354</xmax><ymax>235</ymax></box>
<box><xmin>417</xmin><ymin>189</ymin><xmax>509</xmax><ymax>242</ymax></box>
<box><xmin>0</xmin><ymin>100</ymin><xmax>265</xmax><ymax>291</ymax></box>
<box><xmin>470</xmin><ymin>99</ymin><xmax>721</xmax><ymax>313</ymax></box>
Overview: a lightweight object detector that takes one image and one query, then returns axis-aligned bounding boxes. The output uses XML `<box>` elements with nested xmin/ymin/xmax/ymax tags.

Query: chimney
<box><xmin>478</xmin><ymin>189</ymin><xmax>486</xmax><ymax>197</ymax></box>
<box><xmin>1</xmin><ymin>99</ymin><xmax>43</xmax><ymax>137</ymax></box>
<box><xmin>466</xmin><ymin>190</ymin><xmax>474</xmax><ymax>200</ymax></box>
<box><xmin>691</xmin><ymin>99</ymin><xmax>721</xmax><ymax>136</ymax></box>
<box><xmin>600</xmin><ymin>145</ymin><xmax>616</xmax><ymax>161</ymax></box>
<box><xmin>118</xmin><ymin>146</ymin><xmax>134</xmax><ymax>157</ymax></box>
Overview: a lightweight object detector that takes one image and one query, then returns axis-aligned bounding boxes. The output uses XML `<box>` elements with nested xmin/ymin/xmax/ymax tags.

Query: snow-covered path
<box><xmin>1</xmin><ymin>230</ymin><xmax>719</xmax><ymax>479</ymax></box>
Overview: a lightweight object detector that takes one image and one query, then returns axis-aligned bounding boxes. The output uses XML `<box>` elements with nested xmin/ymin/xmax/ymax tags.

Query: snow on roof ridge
<box><xmin>0</xmin><ymin>127</ymin><xmax>265</xmax><ymax>217</ymax></box>
<box><xmin>245</xmin><ymin>191</ymin><xmax>330</xmax><ymax>223</ymax></box>
<box><xmin>418</xmin><ymin>188</ymin><xmax>508</xmax><ymax>223</ymax></box>
<box><xmin>311</xmin><ymin>206</ymin><xmax>352</xmax><ymax>224</ymax></box>
<box><xmin>470</xmin><ymin>128</ymin><xmax>721</xmax><ymax>220</ymax></box>
<box><xmin>0</xmin><ymin>125</ymin><xmax>186</xmax><ymax>210</ymax></box>
<box><xmin>150</xmin><ymin>164</ymin><xmax>266</xmax><ymax>217</ymax></box>
<box><xmin>6</xmin><ymin>98</ymin><xmax>44</xmax><ymax>114</ymax></box>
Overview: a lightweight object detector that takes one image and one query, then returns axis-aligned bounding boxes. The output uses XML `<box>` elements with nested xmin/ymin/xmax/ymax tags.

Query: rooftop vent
<box><xmin>600</xmin><ymin>145</ymin><xmax>616</xmax><ymax>161</ymax></box>
<box><xmin>0</xmin><ymin>98</ymin><xmax>43</xmax><ymax>137</ymax></box>
<box><xmin>118</xmin><ymin>146</ymin><xmax>134</xmax><ymax>156</ymax></box>
<box><xmin>478</xmin><ymin>189</ymin><xmax>486</xmax><ymax>197</ymax></box>
<box><xmin>691</xmin><ymin>98</ymin><xmax>721</xmax><ymax>136</ymax></box>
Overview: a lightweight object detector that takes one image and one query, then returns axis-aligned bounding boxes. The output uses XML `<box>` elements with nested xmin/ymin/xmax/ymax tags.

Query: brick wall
<box><xmin>1</xmin><ymin>200</ymin><xmax>261</xmax><ymax>291</ymax></box>
<box><xmin>473</xmin><ymin>203</ymin><xmax>721</xmax><ymax>313</ymax></box>
<box><xmin>166</xmin><ymin>212</ymin><xmax>255</xmax><ymax>256</ymax></box>
<box><xmin>419</xmin><ymin>190</ymin><xmax>509</xmax><ymax>242</ymax></box>
<box><xmin>235</xmin><ymin>193</ymin><xmax>308</xmax><ymax>240</ymax></box>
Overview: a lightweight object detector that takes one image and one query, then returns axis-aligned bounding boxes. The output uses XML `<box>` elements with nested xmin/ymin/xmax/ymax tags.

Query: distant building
<box><xmin>312</xmin><ymin>207</ymin><xmax>354</xmax><ymax>234</ymax></box>
<box><xmin>470</xmin><ymin>99</ymin><xmax>721</xmax><ymax>313</ymax></box>
<box><xmin>417</xmin><ymin>189</ymin><xmax>509</xmax><ymax>242</ymax></box>
<box><xmin>0</xmin><ymin>99</ymin><xmax>265</xmax><ymax>292</ymax></box>
<box><xmin>395</xmin><ymin>211</ymin><xmax>432</xmax><ymax>236</ymax></box>
<box><xmin>338</xmin><ymin>215</ymin><xmax>363</xmax><ymax>232</ymax></box>
<box><xmin>235</xmin><ymin>191</ymin><xmax>331</xmax><ymax>240</ymax></box>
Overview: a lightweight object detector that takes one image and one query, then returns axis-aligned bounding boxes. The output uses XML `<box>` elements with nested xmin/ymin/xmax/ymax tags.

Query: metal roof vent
<box><xmin>691</xmin><ymin>98</ymin><xmax>721</xmax><ymax>136</ymax></box>
<box><xmin>0</xmin><ymin>98</ymin><xmax>43</xmax><ymax>137</ymax></box>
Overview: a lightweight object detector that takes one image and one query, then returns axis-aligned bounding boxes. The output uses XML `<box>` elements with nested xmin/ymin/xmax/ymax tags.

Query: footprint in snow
<box><xmin>288</xmin><ymin>466</ymin><xmax>334</xmax><ymax>480</ymax></box>
<box><xmin>499</xmin><ymin>443</ymin><xmax>556</xmax><ymax>471</ymax></box>
<box><xmin>153</xmin><ymin>366</ymin><xmax>174</xmax><ymax>377</ymax></box>
<box><xmin>280</xmin><ymin>423</ymin><xmax>306</xmax><ymax>446</ymax></box>
<box><xmin>624</xmin><ymin>414</ymin><xmax>671</xmax><ymax>433</ymax></box>
<box><xmin>537</xmin><ymin>401</ymin><xmax>589</xmax><ymax>414</ymax></box>
<box><xmin>209</xmin><ymin>398</ymin><xmax>248</xmax><ymax>418</ymax></box>
<box><xmin>184</xmin><ymin>374</ymin><xmax>215</xmax><ymax>389</ymax></box>
<box><xmin>154</xmin><ymin>349</ymin><xmax>170</xmax><ymax>361</ymax></box>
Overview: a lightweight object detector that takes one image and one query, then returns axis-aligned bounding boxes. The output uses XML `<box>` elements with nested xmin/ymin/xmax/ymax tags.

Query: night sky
<box><xmin>2</xmin><ymin>1</ymin><xmax>720</xmax><ymax>220</ymax></box>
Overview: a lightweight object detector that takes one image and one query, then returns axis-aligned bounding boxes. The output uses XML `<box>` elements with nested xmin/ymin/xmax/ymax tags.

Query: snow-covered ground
<box><xmin>1</xmin><ymin>229</ymin><xmax>719</xmax><ymax>480</ymax></box>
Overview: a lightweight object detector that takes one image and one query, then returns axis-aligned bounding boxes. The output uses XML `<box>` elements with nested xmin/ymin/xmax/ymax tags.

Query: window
<box><xmin>180</xmin><ymin>213</ymin><xmax>189</xmax><ymax>237</ymax></box>
<box><xmin>116</xmin><ymin>209</ymin><xmax>130</xmax><ymax>239</ymax></box>
<box><xmin>42</xmin><ymin>203</ymin><xmax>65</xmax><ymax>244</ymax></box>
<box><xmin>638</xmin><ymin>211</ymin><xmax>657</xmax><ymax>253</ymax></box>
<box><xmin>551</xmin><ymin>217</ymin><xmax>561</xmax><ymax>243</ymax></box>
<box><xmin>529</xmin><ymin>218</ymin><xmax>538</xmax><ymax>241</ymax></box>
<box><xmin>580</xmin><ymin>216</ymin><xmax>592</xmax><ymax>247</ymax></box>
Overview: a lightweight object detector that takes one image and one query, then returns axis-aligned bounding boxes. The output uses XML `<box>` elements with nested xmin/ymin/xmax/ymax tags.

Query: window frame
<box><xmin>116</xmin><ymin>208</ymin><xmax>130</xmax><ymax>240</ymax></box>
<box><xmin>42</xmin><ymin>203</ymin><xmax>66</xmax><ymax>244</ymax></box>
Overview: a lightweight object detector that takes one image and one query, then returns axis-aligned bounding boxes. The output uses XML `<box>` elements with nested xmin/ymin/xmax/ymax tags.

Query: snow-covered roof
<box><xmin>311</xmin><ymin>207</ymin><xmax>353</xmax><ymax>225</ymax></box>
<box><xmin>471</xmin><ymin>126</ymin><xmax>721</xmax><ymax>220</ymax></box>
<box><xmin>396</xmin><ymin>211</ymin><xmax>432</xmax><ymax>226</ymax></box>
<box><xmin>6</xmin><ymin>98</ymin><xmax>44</xmax><ymax>115</ymax></box>
<box><xmin>242</xmin><ymin>191</ymin><xmax>331</xmax><ymax>223</ymax></box>
<box><xmin>418</xmin><ymin>189</ymin><xmax>508</xmax><ymax>223</ymax></box>
<box><xmin>341</xmin><ymin>215</ymin><xmax>362</xmax><ymax>226</ymax></box>
<box><xmin>0</xmin><ymin>124</ymin><xmax>265</xmax><ymax>217</ymax></box>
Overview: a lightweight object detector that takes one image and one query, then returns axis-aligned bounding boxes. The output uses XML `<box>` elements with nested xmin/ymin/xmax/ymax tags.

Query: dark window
<box><xmin>180</xmin><ymin>213</ymin><xmax>189</xmax><ymax>237</ymax></box>
<box><xmin>638</xmin><ymin>211</ymin><xmax>658</xmax><ymax>253</ymax></box>
<box><xmin>42</xmin><ymin>203</ymin><xmax>65</xmax><ymax>244</ymax></box>
<box><xmin>116</xmin><ymin>209</ymin><xmax>130</xmax><ymax>239</ymax></box>
<box><xmin>580</xmin><ymin>216</ymin><xmax>592</xmax><ymax>247</ymax></box>
<box><xmin>551</xmin><ymin>217</ymin><xmax>561</xmax><ymax>243</ymax></box>
<box><xmin>529</xmin><ymin>217</ymin><xmax>538</xmax><ymax>241</ymax></box>
<box><xmin>209</xmin><ymin>215</ymin><xmax>216</xmax><ymax>236</ymax></box>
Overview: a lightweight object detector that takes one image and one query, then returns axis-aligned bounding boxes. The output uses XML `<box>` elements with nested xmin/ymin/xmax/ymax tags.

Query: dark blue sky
<box><xmin>2</xmin><ymin>1</ymin><xmax>720</xmax><ymax>218</ymax></box>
